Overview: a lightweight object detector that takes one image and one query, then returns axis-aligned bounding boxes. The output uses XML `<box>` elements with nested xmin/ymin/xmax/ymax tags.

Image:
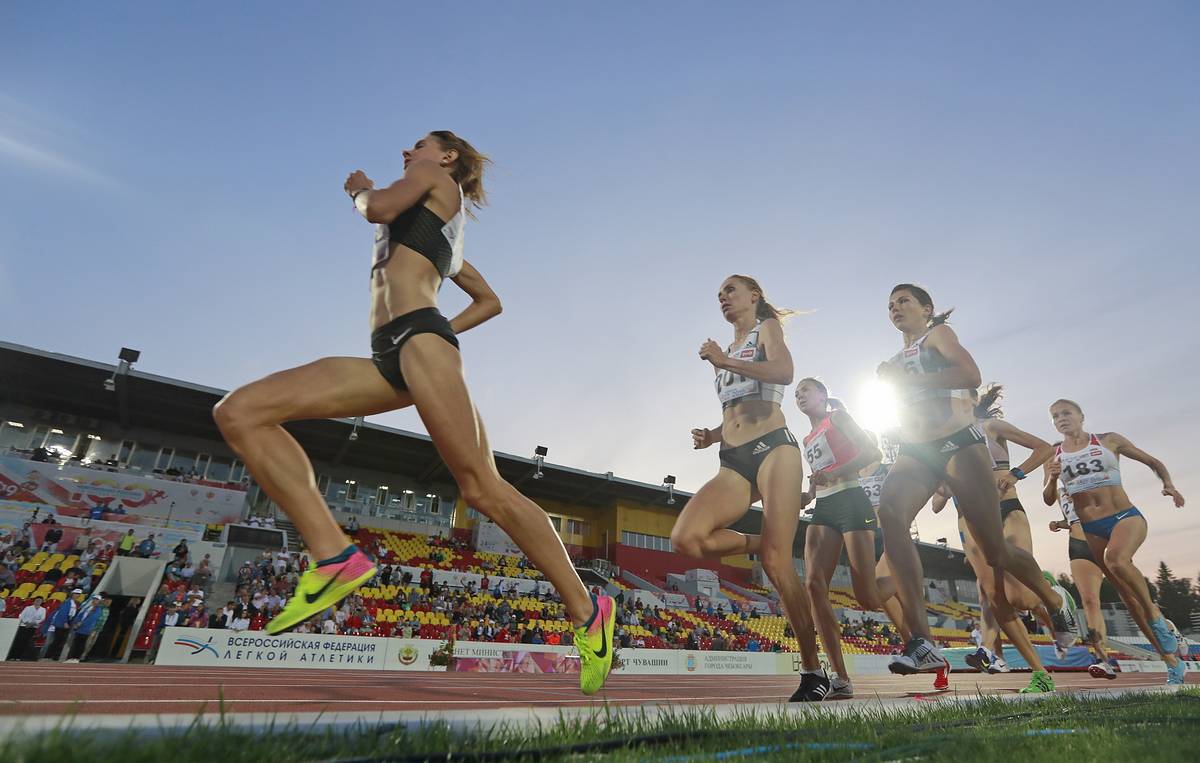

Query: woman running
<box><xmin>670</xmin><ymin>275</ymin><xmax>828</xmax><ymax>701</ymax></box>
<box><xmin>795</xmin><ymin>378</ymin><xmax>894</xmax><ymax>698</ymax></box>
<box><xmin>1043</xmin><ymin>468</ymin><xmax>1141</xmax><ymax>678</ymax></box>
<box><xmin>1047</xmin><ymin>399</ymin><xmax>1187</xmax><ymax>685</ymax></box>
<box><xmin>960</xmin><ymin>385</ymin><xmax>1061</xmax><ymax>671</ymax></box>
<box><xmin>874</xmin><ymin>284</ymin><xmax>1077</xmax><ymax>694</ymax></box>
<box><xmin>214</xmin><ymin>132</ymin><xmax>616</xmax><ymax>695</ymax></box>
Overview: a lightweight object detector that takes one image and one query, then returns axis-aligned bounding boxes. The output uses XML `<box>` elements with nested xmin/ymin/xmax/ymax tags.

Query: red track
<box><xmin>1</xmin><ymin>664</ymin><xmax>1193</xmax><ymax>717</ymax></box>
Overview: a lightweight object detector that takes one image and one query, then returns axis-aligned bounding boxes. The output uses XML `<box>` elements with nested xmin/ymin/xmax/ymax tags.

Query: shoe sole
<box><xmin>266</xmin><ymin>567</ymin><xmax>377</xmax><ymax>635</ymax></box>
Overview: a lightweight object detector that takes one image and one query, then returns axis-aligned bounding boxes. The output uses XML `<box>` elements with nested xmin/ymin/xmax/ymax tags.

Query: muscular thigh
<box><xmin>756</xmin><ymin>445</ymin><xmax>807</xmax><ymax>542</ymax></box>
<box><xmin>1002</xmin><ymin>508</ymin><xmax>1033</xmax><ymax>552</ymax></box>
<box><xmin>225</xmin><ymin>357</ymin><xmax>412</xmax><ymax>424</ymax></box>
<box><xmin>879</xmin><ymin>455</ymin><xmax>939</xmax><ymax>525</ymax></box>
<box><xmin>672</xmin><ymin>468</ymin><xmax>753</xmax><ymax>538</ymax></box>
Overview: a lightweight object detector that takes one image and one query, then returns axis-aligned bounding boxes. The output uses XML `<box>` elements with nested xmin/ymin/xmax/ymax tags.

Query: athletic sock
<box><xmin>579</xmin><ymin>595</ymin><xmax>600</xmax><ymax>630</ymax></box>
<box><xmin>316</xmin><ymin>545</ymin><xmax>357</xmax><ymax>567</ymax></box>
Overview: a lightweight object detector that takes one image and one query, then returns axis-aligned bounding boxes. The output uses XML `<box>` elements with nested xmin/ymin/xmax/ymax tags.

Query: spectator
<box><xmin>41</xmin><ymin>523</ymin><xmax>64</xmax><ymax>552</ymax></box>
<box><xmin>73</xmin><ymin>528</ymin><xmax>94</xmax><ymax>553</ymax></box>
<box><xmin>40</xmin><ymin>589</ymin><xmax>84</xmax><ymax>660</ymax></box>
<box><xmin>117</xmin><ymin>529</ymin><xmax>136</xmax><ymax>556</ymax></box>
<box><xmin>13</xmin><ymin>597</ymin><xmax>47</xmax><ymax>660</ymax></box>
<box><xmin>230</xmin><ymin>608</ymin><xmax>251</xmax><ymax>632</ymax></box>
<box><xmin>347</xmin><ymin>516</ymin><xmax>359</xmax><ymax>533</ymax></box>
<box><xmin>63</xmin><ymin>594</ymin><xmax>107</xmax><ymax>662</ymax></box>
<box><xmin>173</xmin><ymin>539</ymin><xmax>189</xmax><ymax>562</ymax></box>
<box><xmin>88</xmin><ymin>504</ymin><xmax>107</xmax><ymax>521</ymax></box>
<box><xmin>136</xmin><ymin>534</ymin><xmax>156</xmax><ymax>559</ymax></box>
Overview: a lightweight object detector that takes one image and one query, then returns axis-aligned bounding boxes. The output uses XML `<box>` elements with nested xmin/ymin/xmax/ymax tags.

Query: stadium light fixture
<box><xmin>348</xmin><ymin>415</ymin><xmax>364</xmax><ymax>442</ymax></box>
<box><xmin>104</xmin><ymin>347</ymin><xmax>141</xmax><ymax>392</ymax></box>
<box><xmin>532</xmin><ymin>445</ymin><xmax>548</xmax><ymax>480</ymax></box>
<box><xmin>663</xmin><ymin>475</ymin><xmax>677</xmax><ymax>505</ymax></box>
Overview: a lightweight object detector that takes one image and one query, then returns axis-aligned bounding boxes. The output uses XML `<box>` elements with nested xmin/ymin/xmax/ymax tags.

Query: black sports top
<box><xmin>371</xmin><ymin>185</ymin><xmax>465</xmax><ymax>280</ymax></box>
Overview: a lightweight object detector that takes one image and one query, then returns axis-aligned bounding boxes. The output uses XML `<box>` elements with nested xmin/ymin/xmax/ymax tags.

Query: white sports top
<box><xmin>714</xmin><ymin>322</ymin><xmax>786</xmax><ymax>409</ymax></box>
<box><xmin>886</xmin><ymin>330</ymin><xmax>971</xmax><ymax>407</ymax></box>
<box><xmin>1056</xmin><ymin>433</ymin><xmax>1122</xmax><ymax>496</ymax></box>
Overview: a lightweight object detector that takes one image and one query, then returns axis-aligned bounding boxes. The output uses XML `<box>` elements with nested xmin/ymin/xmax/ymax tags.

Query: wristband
<box><xmin>1009</xmin><ymin>467</ymin><xmax>1026</xmax><ymax>481</ymax></box>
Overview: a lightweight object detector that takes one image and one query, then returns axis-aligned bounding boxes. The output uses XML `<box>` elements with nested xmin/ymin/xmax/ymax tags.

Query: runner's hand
<box><xmin>996</xmin><ymin>473</ymin><xmax>1017</xmax><ymax>493</ymax></box>
<box><xmin>692</xmin><ymin>428</ymin><xmax>715</xmax><ymax>449</ymax></box>
<box><xmin>699</xmin><ymin>339</ymin><xmax>725</xmax><ymax>369</ymax></box>
<box><xmin>1046</xmin><ymin>459</ymin><xmax>1062</xmax><ymax>479</ymax></box>
<box><xmin>344</xmin><ymin>170</ymin><xmax>374</xmax><ymax>195</ymax></box>
<box><xmin>1164</xmin><ymin>485</ymin><xmax>1185</xmax><ymax>508</ymax></box>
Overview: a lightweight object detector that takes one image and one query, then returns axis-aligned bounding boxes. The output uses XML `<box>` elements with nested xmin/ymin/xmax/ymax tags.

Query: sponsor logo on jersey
<box><xmin>738</xmin><ymin>348</ymin><xmax>756</xmax><ymax>359</ymax></box>
<box><xmin>1090</xmin><ymin>449</ymin><xmax>1102</xmax><ymax>456</ymax></box>
<box><xmin>903</xmin><ymin>347</ymin><xmax>919</xmax><ymax>357</ymax></box>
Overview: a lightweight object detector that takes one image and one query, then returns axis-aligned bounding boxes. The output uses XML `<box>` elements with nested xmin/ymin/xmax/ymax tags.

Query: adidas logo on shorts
<box><xmin>751</xmin><ymin>441</ymin><xmax>770</xmax><ymax>455</ymax></box>
<box><xmin>939</xmin><ymin>441</ymin><xmax>958</xmax><ymax>453</ymax></box>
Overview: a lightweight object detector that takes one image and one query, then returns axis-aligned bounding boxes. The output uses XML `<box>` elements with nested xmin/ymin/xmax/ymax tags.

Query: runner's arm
<box><xmin>1108</xmin><ymin>433</ymin><xmax>1185</xmax><ymax>507</ymax></box>
<box><xmin>447</xmin><ymin>260</ymin><xmax>502</xmax><ymax>334</ymax></box>
<box><xmin>709</xmin><ymin>318</ymin><xmax>793</xmax><ymax>385</ymax></box>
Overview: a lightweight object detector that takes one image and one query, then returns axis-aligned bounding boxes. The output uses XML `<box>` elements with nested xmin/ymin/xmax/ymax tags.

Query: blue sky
<box><xmin>2</xmin><ymin>2</ymin><xmax>1198</xmax><ymax>576</ymax></box>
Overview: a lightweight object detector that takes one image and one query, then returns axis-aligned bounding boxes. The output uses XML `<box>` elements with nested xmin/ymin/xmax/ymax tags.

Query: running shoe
<box><xmin>889</xmin><ymin>637</ymin><xmax>949</xmax><ymax>675</ymax></box>
<box><xmin>1045</xmin><ymin>574</ymin><xmax>1080</xmax><ymax>650</ymax></box>
<box><xmin>1166</xmin><ymin>659</ymin><xmax>1188</xmax><ymax>686</ymax></box>
<box><xmin>988</xmin><ymin>657</ymin><xmax>1012</xmax><ymax>674</ymax></box>
<box><xmin>933</xmin><ymin>665</ymin><xmax>950</xmax><ymax>691</ymax></box>
<box><xmin>1150</xmin><ymin>616</ymin><xmax>1179</xmax><ymax>655</ymax></box>
<box><xmin>575</xmin><ymin>594</ymin><xmax>616</xmax><ymax>695</ymax></box>
<box><xmin>827</xmin><ymin>674</ymin><xmax>854</xmax><ymax>699</ymax></box>
<box><xmin>1018</xmin><ymin>669</ymin><xmax>1055</xmax><ymax>694</ymax></box>
<box><xmin>965</xmin><ymin>647</ymin><xmax>992</xmax><ymax>673</ymax></box>
<box><xmin>789</xmin><ymin>670</ymin><xmax>832</xmax><ymax>702</ymax></box>
<box><xmin>1088</xmin><ymin>661</ymin><xmax>1117</xmax><ymax>680</ymax></box>
<box><xmin>266</xmin><ymin>546</ymin><xmax>376</xmax><ymax>635</ymax></box>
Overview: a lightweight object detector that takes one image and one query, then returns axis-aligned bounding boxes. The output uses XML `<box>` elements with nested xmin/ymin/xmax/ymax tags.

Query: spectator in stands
<box><xmin>347</xmin><ymin>516</ymin><xmax>360</xmax><ymax>533</ymax></box>
<box><xmin>13</xmin><ymin>596</ymin><xmax>47</xmax><ymax>661</ymax></box>
<box><xmin>41</xmin><ymin>522</ymin><xmax>64</xmax><ymax>552</ymax></box>
<box><xmin>72</xmin><ymin>528</ymin><xmax>94</xmax><ymax>554</ymax></box>
<box><xmin>136</xmin><ymin>533</ymin><xmax>156</xmax><ymax>558</ymax></box>
<box><xmin>193</xmin><ymin>560</ymin><xmax>213</xmax><ymax>593</ymax></box>
<box><xmin>0</xmin><ymin>563</ymin><xmax>16</xmax><ymax>590</ymax></box>
<box><xmin>230</xmin><ymin>608</ymin><xmax>251</xmax><ymax>632</ymax></box>
<box><xmin>118</xmin><ymin>529</ymin><xmax>136</xmax><ymax>556</ymax></box>
<box><xmin>88</xmin><ymin>504</ymin><xmax>107</xmax><ymax>521</ymax></box>
<box><xmin>173</xmin><ymin>539</ymin><xmax>190</xmax><ymax>562</ymax></box>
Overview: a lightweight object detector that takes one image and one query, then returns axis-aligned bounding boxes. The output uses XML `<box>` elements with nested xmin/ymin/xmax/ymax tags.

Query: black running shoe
<box><xmin>789</xmin><ymin>670</ymin><xmax>832</xmax><ymax>702</ymax></box>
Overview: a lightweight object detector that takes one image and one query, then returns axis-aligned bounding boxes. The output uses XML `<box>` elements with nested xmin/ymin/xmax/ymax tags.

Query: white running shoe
<box><xmin>827</xmin><ymin>674</ymin><xmax>854</xmax><ymax>699</ymax></box>
<box><xmin>1048</xmin><ymin>582</ymin><xmax>1081</xmax><ymax>650</ymax></box>
<box><xmin>889</xmin><ymin>637</ymin><xmax>949</xmax><ymax>675</ymax></box>
<box><xmin>988</xmin><ymin>657</ymin><xmax>1012</xmax><ymax>674</ymax></box>
<box><xmin>1088</xmin><ymin>661</ymin><xmax>1117</xmax><ymax>680</ymax></box>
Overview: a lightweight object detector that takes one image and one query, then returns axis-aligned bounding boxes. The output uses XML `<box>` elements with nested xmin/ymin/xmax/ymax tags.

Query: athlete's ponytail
<box><xmin>430</xmin><ymin>130</ymin><xmax>491</xmax><ymax>216</ymax></box>
<box><xmin>731</xmin><ymin>274</ymin><xmax>796</xmax><ymax>323</ymax></box>
<box><xmin>797</xmin><ymin>377</ymin><xmax>847</xmax><ymax>415</ymax></box>
<box><xmin>891</xmin><ymin>283</ymin><xmax>953</xmax><ymax>327</ymax></box>
<box><xmin>974</xmin><ymin>383</ymin><xmax>1004</xmax><ymax>419</ymax></box>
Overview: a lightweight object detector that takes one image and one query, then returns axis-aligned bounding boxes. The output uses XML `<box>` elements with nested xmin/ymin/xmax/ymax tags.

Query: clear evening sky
<box><xmin>2</xmin><ymin>3</ymin><xmax>1197</xmax><ymax>576</ymax></box>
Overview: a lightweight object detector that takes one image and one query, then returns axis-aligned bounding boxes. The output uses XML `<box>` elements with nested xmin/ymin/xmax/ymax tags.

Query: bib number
<box><xmin>1063</xmin><ymin>457</ymin><xmax>1115</xmax><ymax>494</ymax></box>
<box><xmin>804</xmin><ymin>432</ymin><xmax>835</xmax><ymax>472</ymax></box>
<box><xmin>717</xmin><ymin>370</ymin><xmax>760</xmax><ymax>405</ymax></box>
<box><xmin>859</xmin><ymin>476</ymin><xmax>884</xmax><ymax>506</ymax></box>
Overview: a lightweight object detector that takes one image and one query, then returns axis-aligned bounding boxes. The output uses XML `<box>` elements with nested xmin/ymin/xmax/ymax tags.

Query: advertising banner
<box><xmin>613</xmin><ymin>648</ymin><xmax>678</xmax><ymax>674</ymax></box>
<box><xmin>0</xmin><ymin>456</ymin><xmax>246</xmax><ymax>525</ymax></box>
<box><xmin>155</xmin><ymin>627</ymin><xmax>390</xmax><ymax>670</ymax></box>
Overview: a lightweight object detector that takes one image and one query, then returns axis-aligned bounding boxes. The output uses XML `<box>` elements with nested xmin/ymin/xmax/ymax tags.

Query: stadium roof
<box><xmin>0</xmin><ymin>341</ymin><xmax>971</xmax><ymax>575</ymax></box>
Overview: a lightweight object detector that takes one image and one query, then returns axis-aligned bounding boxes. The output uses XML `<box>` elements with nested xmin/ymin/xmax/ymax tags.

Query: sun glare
<box><xmin>856</xmin><ymin>379</ymin><xmax>899</xmax><ymax>437</ymax></box>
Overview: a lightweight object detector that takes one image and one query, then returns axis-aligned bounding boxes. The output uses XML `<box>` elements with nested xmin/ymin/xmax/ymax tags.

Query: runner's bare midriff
<box><xmin>898</xmin><ymin>396</ymin><xmax>973</xmax><ymax>444</ymax></box>
<box><xmin>369</xmin><ymin>249</ymin><xmax>442</xmax><ymax>330</ymax></box>
<box><xmin>720</xmin><ymin>399</ymin><xmax>787</xmax><ymax>449</ymax></box>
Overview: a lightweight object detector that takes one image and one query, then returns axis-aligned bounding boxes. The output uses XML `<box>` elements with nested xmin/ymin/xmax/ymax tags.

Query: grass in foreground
<box><xmin>3</xmin><ymin>689</ymin><xmax>1198</xmax><ymax>763</ymax></box>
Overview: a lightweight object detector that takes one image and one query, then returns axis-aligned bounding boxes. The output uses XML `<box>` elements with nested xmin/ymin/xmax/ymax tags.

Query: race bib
<box><xmin>804</xmin><ymin>431</ymin><xmax>836</xmax><ymax>472</ymax></box>
<box><xmin>859</xmin><ymin>475</ymin><xmax>885</xmax><ymax>507</ymax></box>
<box><xmin>716</xmin><ymin>370</ymin><xmax>760</xmax><ymax>405</ymax></box>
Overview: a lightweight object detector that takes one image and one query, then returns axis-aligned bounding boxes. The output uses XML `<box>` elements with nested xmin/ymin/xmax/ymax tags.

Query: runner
<box><xmin>1048</xmin><ymin>399</ymin><xmax>1187</xmax><ymax>685</ymax></box>
<box><xmin>875</xmin><ymin>284</ymin><xmax>1076</xmax><ymax>695</ymax></box>
<box><xmin>214</xmin><ymin>132</ymin><xmax>616</xmax><ymax>695</ymax></box>
<box><xmin>795</xmin><ymin>378</ymin><xmax>896</xmax><ymax>698</ymax></box>
<box><xmin>670</xmin><ymin>275</ymin><xmax>828</xmax><ymax>701</ymax></box>
<box><xmin>1043</xmin><ymin>469</ymin><xmax>1138</xmax><ymax>678</ymax></box>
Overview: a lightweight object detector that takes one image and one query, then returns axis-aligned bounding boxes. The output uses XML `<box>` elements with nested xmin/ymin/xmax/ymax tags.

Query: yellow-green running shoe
<box><xmin>574</xmin><ymin>594</ymin><xmax>616</xmax><ymax>695</ymax></box>
<box><xmin>266</xmin><ymin>547</ymin><xmax>376</xmax><ymax>635</ymax></box>
<box><xmin>1019</xmin><ymin>669</ymin><xmax>1055</xmax><ymax>694</ymax></box>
